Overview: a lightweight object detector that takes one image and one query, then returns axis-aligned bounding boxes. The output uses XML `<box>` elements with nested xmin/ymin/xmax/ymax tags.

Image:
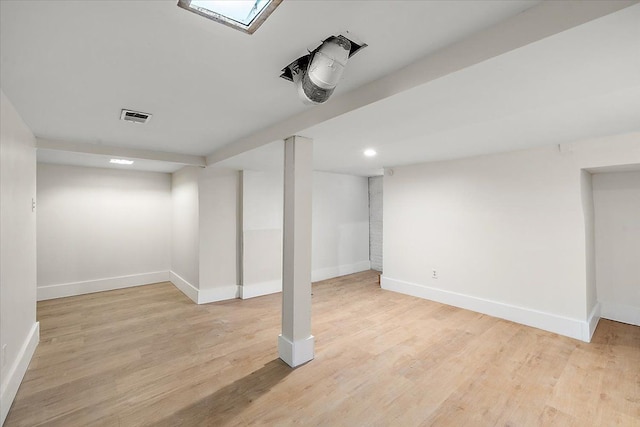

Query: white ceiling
<box><xmin>2</xmin><ymin>1</ymin><xmax>639</xmax><ymax>175</ymax></box>
<box><xmin>304</xmin><ymin>3</ymin><xmax>640</xmax><ymax>175</ymax></box>
<box><xmin>219</xmin><ymin>3</ymin><xmax>640</xmax><ymax>176</ymax></box>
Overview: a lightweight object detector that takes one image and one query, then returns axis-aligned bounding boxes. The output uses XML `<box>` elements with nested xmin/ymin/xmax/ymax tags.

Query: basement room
<box><xmin>1</xmin><ymin>1</ymin><xmax>638</xmax><ymax>425</ymax></box>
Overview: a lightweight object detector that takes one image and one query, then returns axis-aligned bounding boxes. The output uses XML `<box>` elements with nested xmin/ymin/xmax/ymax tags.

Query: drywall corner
<box><xmin>580</xmin><ymin>169</ymin><xmax>597</xmax><ymax>319</ymax></box>
<box><xmin>171</xmin><ymin>166</ymin><xmax>200</xmax><ymax>289</ymax></box>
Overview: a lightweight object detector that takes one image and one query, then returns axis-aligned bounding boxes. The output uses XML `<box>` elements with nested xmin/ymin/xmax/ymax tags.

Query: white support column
<box><xmin>278</xmin><ymin>135</ymin><xmax>314</xmax><ymax>368</ymax></box>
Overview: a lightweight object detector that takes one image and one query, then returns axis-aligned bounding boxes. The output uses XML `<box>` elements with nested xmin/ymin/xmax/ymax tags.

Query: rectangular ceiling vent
<box><xmin>120</xmin><ymin>109</ymin><xmax>152</xmax><ymax>124</ymax></box>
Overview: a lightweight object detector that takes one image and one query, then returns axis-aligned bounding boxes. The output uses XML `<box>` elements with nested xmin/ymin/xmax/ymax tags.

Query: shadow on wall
<box><xmin>154</xmin><ymin>359</ymin><xmax>291</xmax><ymax>426</ymax></box>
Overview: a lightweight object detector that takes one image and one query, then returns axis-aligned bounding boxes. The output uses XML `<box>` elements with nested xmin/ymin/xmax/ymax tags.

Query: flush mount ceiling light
<box><xmin>177</xmin><ymin>0</ymin><xmax>282</xmax><ymax>34</ymax></box>
<box><xmin>364</xmin><ymin>149</ymin><xmax>377</xmax><ymax>157</ymax></box>
<box><xmin>110</xmin><ymin>159</ymin><xmax>134</xmax><ymax>165</ymax></box>
<box><xmin>280</xmin><ymin>33</ymin><xmax>367</xmax><ymax>105</ymax></box>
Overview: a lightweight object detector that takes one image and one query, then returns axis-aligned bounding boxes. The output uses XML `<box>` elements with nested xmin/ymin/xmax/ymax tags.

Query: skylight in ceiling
<box><xmin>177</xmin><ymin>0</ymin><xmax>282</xmax><ymax>34</ymax></box>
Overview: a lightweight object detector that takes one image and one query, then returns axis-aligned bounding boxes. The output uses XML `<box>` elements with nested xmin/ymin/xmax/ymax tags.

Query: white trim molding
<box><xmin>381</xmin><ymin>276</ymin><xmax>595</xmax><ymax>342</ymax></box>
<box><xmin>278</xmin><ymin>334</ymin><xmax>315</xmax><ymax>368</ymax></box>
<box><xmin>240</xmin><ymin>280</ymin><xmax>282</xmax><ymax>299</ymax></box>
<box><xmin>37</xmin><ymin>271</ymin><xmax>171</xmax><ymax>301</ymax></box>
<box><xmin>198</xmin><ymin>285</ymin><xmax>240</xmax><ymax>304</ymax></box>
<box><xmin>237</xmin><ymin>263</ymin><xmax>373</xmax><ymax>299</ymax></box>
<box><xmin>586</xmin><ymin>302</ymin><xmax>601</xmax><ymax>341</ymax></box>
<box><xmin>170</xmin><ymin>271</ymin><xmax>239</xmax><ymax>304</ymax></box>
<box><xmin>312</xmin><ymin>261</ymin><xmax>371</xmax><ymax>283</ymax></box>
<box><xmin>600</xmin><ymin>301</ymin><xmax>640</xmax><ymax>327</ymax></box>
<box><xmin>1</xmin><ymin>322</ymin><xmax>39</xmax><ymax>425</ymax></box>
<box><xmin>170</xmin><ymin>271</ymin><xmax>199</xmax><ymax>303</ymax></box>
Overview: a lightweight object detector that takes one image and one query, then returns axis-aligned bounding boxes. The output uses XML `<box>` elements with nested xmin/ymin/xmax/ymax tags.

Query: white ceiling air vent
<box><xmin>120</xmin><ymin>109</ymin><xmax>152</xmax><ymax>124</ymax></box>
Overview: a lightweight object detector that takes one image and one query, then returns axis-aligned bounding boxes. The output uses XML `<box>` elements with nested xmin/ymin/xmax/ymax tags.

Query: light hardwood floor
<box><xmin>6</xmin><ymin>270</ymin><xmax>639</xmax><ymax>426</ymax></box>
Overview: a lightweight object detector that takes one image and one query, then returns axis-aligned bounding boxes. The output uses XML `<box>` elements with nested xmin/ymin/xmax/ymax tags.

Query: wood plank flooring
<box><xmin>5</xmin><ymin>270</ymin><xmax>639</xmax><ymax>426</ymax></box>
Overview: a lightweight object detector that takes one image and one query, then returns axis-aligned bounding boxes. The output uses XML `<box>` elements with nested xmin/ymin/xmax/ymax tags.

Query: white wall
<box><xmin>312</xmin><ymin>171</ymin><xmax>370</xmax><ymax>281</ymax></box>
<box><xmin>171</xmin><ymin>166</ymin><xmax>200</xmax><ymax>291</ymax></box>
<box><xmin>382</xmin><ymin>132</ymin><xmax>640</xmax><ymax>341</ymax></box>
<box><xmin>243</xmin><ymin>170</ymin><xmax>283</xmax><ymax>232</ymax></box>
<box><xmin>384</xmin><ymin>146</ymin><xmax>587</xmax><ymax>318</ymax></box>
<box><xmin>36</xmin><ymin>164</ymin><xmax>171</xmax><ymax>299</ymax></box>
<box><xmin>238</xmin><ymin>170</ymin><xmax>371</xmax><ymax>297</ymax></box>
<box><xmin>0</xmin><ymin>91</ymin><xmax>38</xmax><ymax>425</ymax></box>
<box><xmin>241</xmin><ymin>170</ymin><xmax>283</xmax><ymax>298</ymax></box>
<box><xmin>369</xmin><ymin>176</ymin><xmax>383</xmax><ymax>272</ymax></box>
<box><xmin>198</xmin><ymin>167</ymin><xmax>240</xmax><ymax>302</ymax></box>
<box><xmin>581</xmin><ymin>170</ymin><xmax>597</xmax><ymax>318</ymax></box>
<box><xmin>593</xmin><ymin>170</ymin><xmax>640</xmax><ymax>326</ymax></box>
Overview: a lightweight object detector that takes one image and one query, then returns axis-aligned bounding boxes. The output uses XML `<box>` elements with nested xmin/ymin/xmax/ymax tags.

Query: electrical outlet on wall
<box><xmin>432</xmin><ymin>269</ymin><xmax>438</xmax><ymax>279</ymax></box>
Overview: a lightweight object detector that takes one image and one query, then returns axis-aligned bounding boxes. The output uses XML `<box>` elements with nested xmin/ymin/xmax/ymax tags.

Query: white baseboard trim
<box><xmin>37</xmin><ymin>271</ymin><xmax>170</xmax><ymax>301</ymax></box>
<box><xmin>198</xmin><ymin>285</ymin><xmax>240</xmax><ymax>304</ymax></box>
<box><xmin>169</xmin><ymin>271</ymin><xmax>199</xmax><ymax>303</ymax></box>
<box><xmin>312</xmin><ymin>260</ymin><xmax>371</xmax><ymax>282</ymax></box>
<box><xmin>1</xmin><ymin>322</ymin><xmax>39</xmax><ymax>425</ymax></box>
<box><xmin>381</xmin><ymin>276</ymin><xmax>593</xmax><ymax>342</ymax></box>
<box><xmin>278</xmin><ymin>334</ymin><xmax>314</xmax><ymax>368</ymax></box>
<box><xmin>169</xmin><ymin>271</ymin><xmax>239</xmax><ymax>304</ymax></box>
<box><xmin>600</xmin><ymin>301</ymin><xmax>640</xmax><ymax>327</ymax></box>
<box><xmin>171</xmin><ymin>261</ymin><xmax>373</xmax><ymax>305</ymax></box>
<box><xmin>238</xmin><ymin>261</ymin><xmax>373</xmax><ymax>299</ymax></box>
<box><xmin>586</xmin><ymin>302</ymin><xmax>601</xmax><ymax>341</ymax></box>
<box><xmin>240</xmin><ymin>279</ymin><xmax>282</xmax><ymax>299</ymax></box>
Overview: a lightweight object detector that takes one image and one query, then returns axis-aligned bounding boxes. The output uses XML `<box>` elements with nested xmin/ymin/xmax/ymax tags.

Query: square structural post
<box><xmin>278</xmin><ymin>135</ymin><xmax>314</xmax><ymax>367</ymax></box>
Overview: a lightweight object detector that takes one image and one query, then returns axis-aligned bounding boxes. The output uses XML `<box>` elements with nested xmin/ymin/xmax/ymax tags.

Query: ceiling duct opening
<box><xmin>280</xmin><ymin>34</ymin><xmax>367</xmax><ymax>105</ymax></box>
<box><xmin>120</xmin><ymin>109</ymin><xmax>152</xmax><ymax>124</ymax></box>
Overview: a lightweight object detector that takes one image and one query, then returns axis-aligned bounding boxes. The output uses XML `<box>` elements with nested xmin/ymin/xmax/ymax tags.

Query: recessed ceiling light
<box><xmin>364</xmin><ymin>149</ymin><xmax>377</xmax><ymax>157</ymax></box>
<box><xmin>110</xmin><ymin>159</ymin><xmax>134</xmax><ymax>165</ymax></box>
